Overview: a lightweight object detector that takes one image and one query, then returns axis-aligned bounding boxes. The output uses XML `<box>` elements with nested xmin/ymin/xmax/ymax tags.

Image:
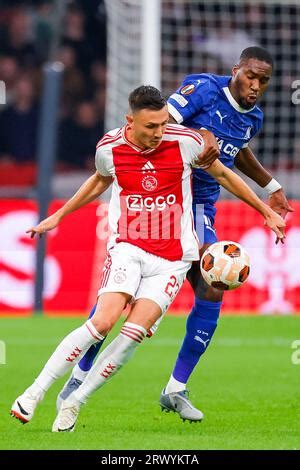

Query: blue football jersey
<box><xmin>168</xmin><ymin>73</ymin><xmax>264</xmax><ymax>205</ymax></box>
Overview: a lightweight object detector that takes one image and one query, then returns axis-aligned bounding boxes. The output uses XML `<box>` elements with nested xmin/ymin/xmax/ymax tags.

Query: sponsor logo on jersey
<box><xmin>126</xmin><ymin>194</ymin><xmax>176</xmax><ymax>212</ymax></box>
<box><xmin>180</xmin><ymin>84</ymin><xmax>196</xmax><ymax>95</ymax></box>
<box><xmin>142</xmin><ymin>175</ymin><xmax>158</xmax><ymax>192</ymax></box>
<box><xmin>142</xmin><ymin>161</ymin><xmax>156</xmax><ymax>173</ymax></box>
<box><xmin>216</xmin><ymin>137</ymin><xmax>240</xmax><ymax>157</ymax></box>
<box><xmin>215</xmin><ymin>110</ymin><xmax>227</xmax><ymax>124</ymax></box>
<box><xmin>169</xmin><ymin>93</ymin><xmax>188</xmax><ymax>107</ymax></box>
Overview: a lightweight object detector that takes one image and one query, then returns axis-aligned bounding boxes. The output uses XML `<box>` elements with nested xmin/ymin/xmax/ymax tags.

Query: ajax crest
<box><xmin>142</xmin><ymin>175</ymin><xmax>158</xmax><ymax>192</ymax></box>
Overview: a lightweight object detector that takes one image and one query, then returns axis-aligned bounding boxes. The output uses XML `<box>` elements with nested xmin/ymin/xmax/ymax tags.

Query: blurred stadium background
<box><xmin>0</xmin><ymin>0</ymin><xmax>300</xmax><ymax>452</ymax></box>
<box><xmin>0</xmin><ymin>0</ymin><xmax>299</xmax><ymax>316</ymax></box>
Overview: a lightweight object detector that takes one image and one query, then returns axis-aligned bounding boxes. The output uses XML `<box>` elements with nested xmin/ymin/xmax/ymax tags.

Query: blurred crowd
<box><xmin>162</xmin><ymin>1</ymin><xmax>300</xmax><ymax>175</ymax></box>
<box><xmin>0</xmin><ymin>0</ymin><xmax>107</xmax><ymax>189</ymax></box>
<box><xmin>0</xmin><ymin>0</ymin><xmax>299</xmax><ymax>196</ymax></box>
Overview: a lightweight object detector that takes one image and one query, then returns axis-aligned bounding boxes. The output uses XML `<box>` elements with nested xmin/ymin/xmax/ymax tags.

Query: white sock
<box><xmin>72</xmin><ymin>364</ymin><xmax>89</xmax><ymax>382</ymax></box>
<box><xmin>28</xmin><ymin>320</ymin><xmax>104</xmax><ymax>395</ymax></box>
<box><xmin>73</xmin><ymin>322</ymin><xmax>146</xmax><ymax>404</ymax></box>
<box><xmin>165</xmin><ymin>374</ymin><xmax>186</xmax><ymax>394</ymax></box>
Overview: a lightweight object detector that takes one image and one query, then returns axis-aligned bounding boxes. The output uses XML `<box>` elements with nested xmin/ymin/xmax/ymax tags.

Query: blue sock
<box><xmin>172</xmin><ymin>298</ymin><xmax>221</xmax><ymax>384</ymax></box>
<box><xmin>78</xmin><ymin>304</ymin><xmax>105</xmax><ymax>372</ymax></box>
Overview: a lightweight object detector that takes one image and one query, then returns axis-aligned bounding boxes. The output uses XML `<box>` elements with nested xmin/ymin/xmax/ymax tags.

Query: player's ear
<box><xmin>231</xmin><ymin>64</ymin><xmax>239</xmax><ymax>78</ymax></box>
<box><xmin>126</xmin><ymin>114</ymin><xmax>134</xmax><ymax>127</ymax></box>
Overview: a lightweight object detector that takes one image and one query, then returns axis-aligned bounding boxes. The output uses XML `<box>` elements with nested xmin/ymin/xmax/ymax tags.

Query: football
<box><xmin>200</xmin><ymin>241</ymin><xmax>250</xmax><ymax>291</ymax></box>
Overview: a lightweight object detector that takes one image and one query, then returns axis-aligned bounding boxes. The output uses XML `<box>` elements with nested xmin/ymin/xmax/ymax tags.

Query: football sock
<box><xmin>171</xmin><ymin>298</ymin><xmax>221</xmax><ymax>385</ymax></box>
<box><xmin>29</xmin><ymin>320</ymin><xmax>104</xmax><ymax>394</ymax></box>
<box><xmin>76</xmin><ymin>304</ymin><xmax>105</xmax><ymax>376</ymax></box>
<box><xmin>165</xmin><ymin>375</ymin><xmax>186</xmax><ymax>394</ymax></box>
<box><xmin>72</xmin><ymin>364</ymin><xmax>89</xmax><ymax>382</ymax></box>
<box><xmin>73</xmin><ymin>322</ymin><xmax>146</xmax><ymax>404</ymax></box>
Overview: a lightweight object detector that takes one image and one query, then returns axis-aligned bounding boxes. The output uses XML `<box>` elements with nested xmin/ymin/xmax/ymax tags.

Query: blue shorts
<box><xmin>193</xmin><ymin>203</ymin><xmax>218</xmax><ymax>245</ymax></box>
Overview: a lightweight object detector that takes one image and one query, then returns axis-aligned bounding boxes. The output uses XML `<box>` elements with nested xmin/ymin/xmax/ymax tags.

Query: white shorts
<box><xmin>98</xmin><ymin>242</ymin><xmax>191</xmax><ymax>314</ymax></box>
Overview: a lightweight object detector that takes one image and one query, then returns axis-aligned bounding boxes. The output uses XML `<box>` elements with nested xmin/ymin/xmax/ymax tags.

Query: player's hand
<box><xmin>197</xmin><ymin>129</ymin><xmax>220</xmax><ymax>169</ymax></box>
<box><xmin>268</xmin><ymin>188</ymin><xmax>294</xmax><ymax>219</ymax></box>
<box><xmin>264</xmin><ymin>209</ymin><xmax>286</xmax><ymax>244</ymax></box>
<box><xmin>268</xmin><ymin>188</ymin><xmax>293</xmax><ymax>243</ymax></box>
<box><xmin>26</xmin><ymin>214</ymin><xmax>61</xmax><ymax>238</ymax></box>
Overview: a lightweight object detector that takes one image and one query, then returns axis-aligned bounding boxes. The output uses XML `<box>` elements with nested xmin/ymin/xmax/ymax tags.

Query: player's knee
<box><xmin>197</xmin><ymin>279</ymin><xmax>224</xmax><ymax>301</ymax></box>
<box><xmin>188</xmin><ymin>266</ymin><xmax>224</xmax><ymax>302</ymax></box>
<box><xmin>205</xmin><ymin>287</ymin><xmax>223</xmax><ymax>302</ymax></box>
<box><xmin>90</xmin><ymin>316</ymin><xmax>114</xmax><ymax>336</ymax></box>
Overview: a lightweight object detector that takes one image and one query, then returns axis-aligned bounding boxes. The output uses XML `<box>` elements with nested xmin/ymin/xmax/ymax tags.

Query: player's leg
<box><xmin>52</xmin><ymin>297</ymin><xmax>161</xmax><ymax>432</ymax></box>
<box><xmin>76</xmin><ymin>304</ymin><xmax>102</xmax><ymax>377</ymax></box>
<box><xmin>52</xmin><ymin>252</ymin><xmax>190</xmax><ymax>431</ymax></box>
<box><xmin>55</xmin><ymin>303</ymin><xmax>105</xmax><ymax>411</ymax></box>
<box><xmin>161</xmin><ymin>204</ymin><xmax>222</xmax><ymax>420</ymax></box>
<box><xmin>168</xmin><ymin>254</ymin><xmax>222</xmax><ymax>382</ymax></box>
<box><xmin>11</xmin><ymin>243</ymin><xmax>139</xmax><ymax>425</ymax></box>
<box><xmin>57</xmin><ymin>299</ymin><xmax>158</xmax><ymax>410</ymax></box>
<box><xmin>10</xmin><ymin>293</ymin><xmax>128</xmax><ymax>424</ymax></box>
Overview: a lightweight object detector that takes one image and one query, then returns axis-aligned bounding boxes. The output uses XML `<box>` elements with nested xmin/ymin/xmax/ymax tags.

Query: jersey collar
<box><xmin>222</xmin><ymin>86</ymin><xmax>255</xmax><ymax>113</ymax></box>
<box><xmin>122</xmin><ymin>125</ymin><xmax>156</xmax><ymax>154</ymax></box>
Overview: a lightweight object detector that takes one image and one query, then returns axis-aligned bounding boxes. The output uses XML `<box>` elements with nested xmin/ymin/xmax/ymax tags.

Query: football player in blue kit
<box><xmin>56</xmin><ymin>47</ymin><xmax>293</xmax><ymax>421</ymax></box>
<box><xmin>158</xmin><ymin>46</ymin><xmax>292</xmax><ymax>421</ymax></box>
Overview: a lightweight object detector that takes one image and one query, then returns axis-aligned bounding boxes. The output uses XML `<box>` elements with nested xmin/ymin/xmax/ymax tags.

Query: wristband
<box><xmin>263</xmin><ymin>178</ymin><xmax>282</xmax><ymax>195</ymax></box>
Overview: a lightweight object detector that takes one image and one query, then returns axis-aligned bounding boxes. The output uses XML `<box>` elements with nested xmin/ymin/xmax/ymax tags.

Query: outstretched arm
<box><xmin>235</xmin><ymin>147</ymin><xmax>293</xmax><ymax>218</ymax></box>
<box><xmin>206</xmin><ymin>160</ymin><xmax>286</xmax><ymax>242</ymax></box>
<box><xmin>27</xmin><ymin>171</ymin><xmax>112</xmax><ymax>238</ymax></box>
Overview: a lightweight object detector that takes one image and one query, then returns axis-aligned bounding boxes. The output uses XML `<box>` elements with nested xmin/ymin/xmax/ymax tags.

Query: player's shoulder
<box><xmin>164</xmin><ymin>124</ymin><xmax>204</xmax><ymax>146</ymax></box>
<box><xmin>180</xmin><ymin>73</ymin><xmax>227</xmax><ymax>93</ymax></box>
<box><xmin>247</xmin><ymin>104</ymin><xmax>264</xmax><ymax>133</ymax></box>
<box><xmin>252</xmin><ymin>104</ymin><xmax>264</xmax><ymax>119</ymax></box>
<box><xmin>96</xmin><ymin>127</ymin><xmax>123</xmax><ymax>151</ymax></box>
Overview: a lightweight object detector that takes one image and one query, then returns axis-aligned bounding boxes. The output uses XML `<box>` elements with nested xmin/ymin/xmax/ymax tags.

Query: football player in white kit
<box><xmin>10</xmin><ymin>85</ymin><xmax>285</xmax><ymax>432</ymax></box>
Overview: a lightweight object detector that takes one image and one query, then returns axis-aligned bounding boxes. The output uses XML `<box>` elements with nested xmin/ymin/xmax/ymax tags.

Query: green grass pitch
<box><xmin>0</xmin><ymin>314</ymin><xmax>299</xmax><ymax>450</ymax></box>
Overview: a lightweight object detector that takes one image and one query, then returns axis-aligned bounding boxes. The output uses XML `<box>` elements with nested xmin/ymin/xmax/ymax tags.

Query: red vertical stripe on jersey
<box><xmin>111</xmin><ymin>141</ymin><xmax>184</xmax><ymax>261</ymax></box>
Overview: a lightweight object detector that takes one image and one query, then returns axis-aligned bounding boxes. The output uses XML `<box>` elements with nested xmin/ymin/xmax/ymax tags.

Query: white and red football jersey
<box><xmin>95</xmin><ymin>124</ymin><xmax>204</xmax><ymax>262</ymax></box>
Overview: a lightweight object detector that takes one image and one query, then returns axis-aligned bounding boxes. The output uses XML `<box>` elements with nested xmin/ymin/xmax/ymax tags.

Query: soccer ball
<box><xmin>200</xmin><ymin>241</ymin><xmax>250</xmax><ymax>291</ymax></box>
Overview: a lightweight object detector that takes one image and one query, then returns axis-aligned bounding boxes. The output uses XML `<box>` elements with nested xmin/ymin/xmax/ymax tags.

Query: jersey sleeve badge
<box><xmin>180</xmin><ymin>84</ymin><xmax>196</xmax><ymax>95</ymax></box>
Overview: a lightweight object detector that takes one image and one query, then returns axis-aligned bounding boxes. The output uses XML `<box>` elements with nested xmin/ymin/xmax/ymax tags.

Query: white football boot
<box><xmin>52</xmin><ymin>399</ymin><xmax>82</xmax><ymax>432</ymax></box>
<box><xmin>10</xmin><ymin>389</ymin><xmax>44</xmax><ymax>424</ymax></box>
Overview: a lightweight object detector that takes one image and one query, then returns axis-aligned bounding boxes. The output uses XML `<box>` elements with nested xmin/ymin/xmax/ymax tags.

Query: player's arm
<box><xmin>26</xmin><ymin>171</ymin><xmax>112</xmax><ymax>238</ymax></box>
<box><xmin>169</xmin><ymin>113</ymin><xmax>220</xmax><ymax>168</ymax></box>
<box><xmin>206</xmin><ymin>159</ymin><xmax>286</xmax><ymax>242</ymax></box>
<box><xmin>235</xmin><ymin>146</ymin><xmax>293</xmax><ymax>218</ymax></box>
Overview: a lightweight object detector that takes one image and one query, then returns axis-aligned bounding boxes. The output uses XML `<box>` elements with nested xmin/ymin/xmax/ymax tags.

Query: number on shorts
<box><xmin>164</xmin><ymin>275</ymin><xmax>180</xmax><ymax>299</ymax></box>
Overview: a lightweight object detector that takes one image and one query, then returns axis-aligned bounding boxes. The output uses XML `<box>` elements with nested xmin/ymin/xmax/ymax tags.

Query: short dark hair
<box><xmin>239</xmin><ymin>47</ymin><xmax>273</xmax><ymax>68</ymax></box>
<box><xmin>129</xmin><ymin>85</ymin><xmax>166</xmax><ymax>112</ymax></box>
